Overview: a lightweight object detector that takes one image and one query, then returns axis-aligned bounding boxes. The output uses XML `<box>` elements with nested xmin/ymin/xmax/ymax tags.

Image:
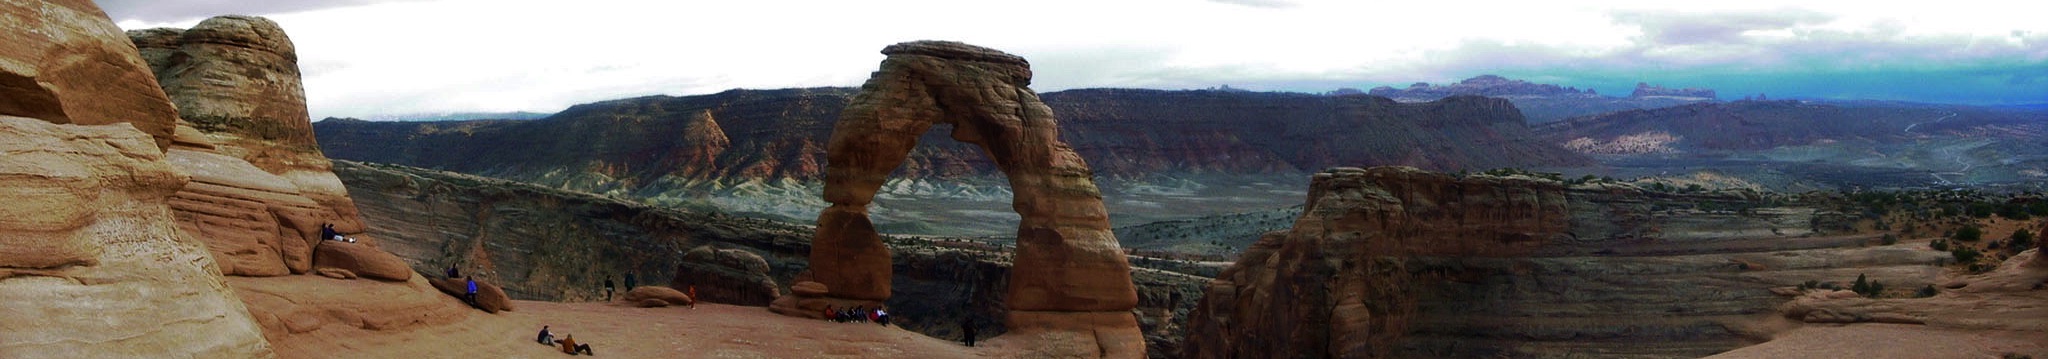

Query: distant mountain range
<box><xmin>336</xmin><ymin>111</ymin><xmax>554</xmax><ymax>122</ymax></box>
<box><xmin>1369</xmin><ymin>75</ymin><xmax>1717</xmax><ymax>122</ymax></box>
<box><xmin>314</xmin><ymin>87</ymin><xmax>1587</xmax><ymax>233</ymax></box>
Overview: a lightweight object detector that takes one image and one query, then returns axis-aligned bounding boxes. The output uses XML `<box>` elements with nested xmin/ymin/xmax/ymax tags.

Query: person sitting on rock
<box><xmin>535</xmin><ymin>325</ymin><xmax>553</xmax><ymax>345</ymax></box>
<box><xmin>465</xmin><ymin>277</ymin><xmax>479</xmax><ymax>307</ymax></box>
<box><xmin>445</xmin><ymin>264</ymin><xmax>461</xmax><ymax>279</ymax></box>
<box><xmin>822</xmin><ymin>305</ymin><xmax>835</xmax><ymax>322</ymax></box>
<box><xmin>876</xmin><ymin>308</ymin><xmax>889</xmax><ymax>327</ymax></box>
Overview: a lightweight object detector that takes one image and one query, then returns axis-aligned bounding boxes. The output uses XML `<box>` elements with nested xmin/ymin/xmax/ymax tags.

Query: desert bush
<box><xmin>1881</xmin><ymin>234</ymin><xmax>1899</xmax><ymax>245</ymax></box>
<box><xmin>1953</xmin><ymin>226</ymin><xmax>1983</xmax><ymax>242</ymax></box>
<box><xmin>1953</xmin><ymin>247</ymin><xmax>1982</xmax><ymax>264</ymax></box>
<box><xmin>1915</xmin><ymin>285</ymin><xmax>1938</xmax><ymax>298</ymax></box>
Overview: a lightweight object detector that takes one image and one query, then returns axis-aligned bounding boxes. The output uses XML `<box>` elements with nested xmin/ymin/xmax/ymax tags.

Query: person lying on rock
<box><xmin>535</xmin><ymin>325</ymin><xmax>553</xmax><ymax>345</ymax></box>
<box><xmin>320</xmin><ymin>224</ymin><xmax>358</xmax><ymax>243</ymax></box>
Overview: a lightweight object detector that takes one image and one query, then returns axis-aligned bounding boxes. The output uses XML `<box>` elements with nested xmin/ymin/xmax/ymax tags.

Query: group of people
<box><xmin>534</xmin><ymin>325</ymin><xmax>593</xmax><ymax>355</ymax></box>
<box><xmin>821</xmin><ymin>305</ymin><xmax>889</xmax><ymax>326</ymax></box>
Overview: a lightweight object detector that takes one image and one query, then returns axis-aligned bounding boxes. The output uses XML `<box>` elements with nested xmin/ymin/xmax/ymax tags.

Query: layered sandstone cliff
<box><xmin>128</xmin><ymin>15</ymin><xmax>379</xmax><ymax>278</ymax></box>
<box><xmin>0</xmin><ymin>2</ymin><xmax>272</xmax><ymax>356</ymax></box>
<box><xmin>1185</xmin><ymin>167</ymin><xmax>1937</xmax><ymax>358</ymax></box>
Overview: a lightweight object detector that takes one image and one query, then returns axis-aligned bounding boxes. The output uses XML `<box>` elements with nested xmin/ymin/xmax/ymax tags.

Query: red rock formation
<box><xmin>0</xmin><ymin>0</ymin><xmax>179</xmax><ymax>151</ymax></box>
<box><xmin>620</xmin><ymin>286</ymin><xmax>695</xmax><ymax>307</ymax></box>
<box><xmin>428</xmin><ymin>277</ymin><xmax>513</xmax><ymax>313</ymax></box>
<box><xmin>801</xmin><ymin>40</ymin><xmax>1141</xmax><ymax>358</ymax></box>
<box><xmin>313</xmin><ymin>241</ymin><xmax>414</xmax><ymax>282</ymax></box>
<box><xmin>670</xmin><ymin>246</ymin><xmax>780</xmax><ymax>306</ymax></box>
<box><xmin>1184</xmin><ymin>167</ymin><xmax>1570</xmax><ymax>359</ymax></box>
<box><xmin>0</xmin><ymin>3</ymin><xmax>273</xmax><ymax>355</ymax></box>
<box><xmin>128</xmin><ymin>15</ymin><xmax>386</xmax><ymax>278</ymax></box>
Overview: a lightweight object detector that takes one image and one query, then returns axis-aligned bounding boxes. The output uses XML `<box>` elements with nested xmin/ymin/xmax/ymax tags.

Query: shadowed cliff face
<box><xmin>334</xmin><ymin>160</ymin><xmax>1209</xmax><ymax>358</ymax></box>
<box><xmin>1185</xmin><ymin>166</ymin><xmax>1942</xmax><ymax>358</ymax></box>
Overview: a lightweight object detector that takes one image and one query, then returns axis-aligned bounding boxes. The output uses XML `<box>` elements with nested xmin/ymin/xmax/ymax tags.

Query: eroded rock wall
<box><xmin>127</xmin><ymin>15</ymin><xmax>379</xmax><ymax>278</ymax></box>
<box><xmin>1186</xmin><ymin>167</ymin><xmax>1930</xmax><ymax>358</ymax></box>
<box><xmin>0</xmin><ymin>118</ymin><xmax>273</xmax><ymax>358</ymax></box>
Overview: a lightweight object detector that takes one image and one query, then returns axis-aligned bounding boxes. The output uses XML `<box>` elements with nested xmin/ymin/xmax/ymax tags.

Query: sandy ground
<box><xmin>1708</xmin><ymin>323</ymin><xmax>2046</xmax><ymax>359</ymax></box>
<box><xmin>271</xmin><ymin>300</ymin><xmax>986</xmax><ymax>359</ymax></box>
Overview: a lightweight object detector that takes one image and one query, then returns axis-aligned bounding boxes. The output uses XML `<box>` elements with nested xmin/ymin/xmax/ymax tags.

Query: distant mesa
<box><xmin>1631</xmin><ymin>82</ymin><xmax>1716</xmax><ymax>100</ymax></box>
<box><xmin>1368</xmin><ymin>74</ymin><xmax>1598</xmax><ymax>100</ymax></box>
<box><xmin>1367</xmin><ymin>75</ymin><xmax>1719</xmax><ymax>122</ymax></box>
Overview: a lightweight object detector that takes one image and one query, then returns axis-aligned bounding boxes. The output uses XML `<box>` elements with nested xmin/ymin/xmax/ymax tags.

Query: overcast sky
<box><xmin>104</xmin><ymin>0</ymin><xmax>2047</xmax><ymax>120</ymax></box>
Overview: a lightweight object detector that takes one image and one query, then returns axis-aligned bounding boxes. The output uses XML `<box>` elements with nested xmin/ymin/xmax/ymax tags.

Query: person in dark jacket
<box><xmin>535</xmin><ymin>325</ymin><xmax>553</xmax><ymax>345</ymax></box>
<box><xmin>962</xmin><ymin>318</ymin><xmax>977</xmax><ymax>347</ymax></box>
<box><xmin>603</xmin><ymin>277</ymin><xmax>616</xmax><ymax>301</ymax></box>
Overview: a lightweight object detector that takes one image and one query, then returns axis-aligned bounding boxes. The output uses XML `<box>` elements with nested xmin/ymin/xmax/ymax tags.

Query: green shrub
<box><xmin>2011</xmin><ymin>229</ymin><xmax>2034</xmax><ymax>249</ymax></box>
<box><xmin>1931</xmin><ymin>239</ymin><xmax>1949</xmax><ymax>251</ymax></box>
<box><xmin>1915</xmin><ymin>285</ymin><xmax>1938</xmax><ymax>298</ymax></box>
<box><xmin>1954</xmin><ymin>226</ymin><xmax>1983</xmax><ymax>242</ymax></box>
<box><xmin>1953</xmin><ymin>247</ymin><xmax>1982</xmax><ymax>264</ymax></box>
<box><xmin>1881</xmin><ymin>234</ymin><xmax>1899</xmax><ymax>245</ymax></box>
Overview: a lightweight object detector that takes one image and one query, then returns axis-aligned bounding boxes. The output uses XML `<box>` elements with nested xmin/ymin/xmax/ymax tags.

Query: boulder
<box><xmin>428</xmin><ymin>277</ymin><xmax>513</xmax><ymax>314</ymax></box>
<box><xmin>791</xmin><ymin>281</ymin><xmax>829</xmax><ymax>297</ymax></box>
<box><xmin>620</xmin><ymin>286</ymin><xmax>694</xmax><ymax>307</ymax></box>
<box><xmin>0</xmin><ymin>117</ymin><xmax>272</xmax><ymax>357</ymax></box>
<box><xmin>313</xmin><ymin>241</ymin><xmax>412</xmax><ymax>282</ymax></box>
<box><xmin>671</xmin><ymin>246</ymin><xmax>779</xmax><ymax>306</ymax></box>
<box><xmin>0</xmin><ymin>0</ymin><xmax>179</xmax><ymax>150</ymax></box>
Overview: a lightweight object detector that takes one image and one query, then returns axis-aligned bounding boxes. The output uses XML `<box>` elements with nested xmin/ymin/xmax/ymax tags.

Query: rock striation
<box><xmin>0</xmin><ymin>3</ymin><xmax>273</xmax><ymax>356</ymax></box>
<box><xmin>793</xmin><ymin>40</ymin><xmax>1142</xmax><ymax>358</ymax></box>
<box><xmin>1185</xmin><ymin>166</ymin><xmax>1948</xmax><ymax>358</ymax></box>
<box><xmin>0</xmin><ymin>117</ymin><xmax>275</xmax><ymax>358</ymax></box>
<box><xmin>671</xmin><ymin>246</ymin><xmax>781</xmax><ymax>306</ymax></box>
<box><xmin>0</xmin><ymin>0</ymin><xmax>181</xmax><ymax>150</ymax></box>
<box><xmin>127</xmin><ymin>15</ymin><xmax>385</xmax><ymax>278</ymax></box>
<box><xmin>1184</xmin><ymin>167</ymin><xmax>1571</xmax><ymax>358</ymax></box>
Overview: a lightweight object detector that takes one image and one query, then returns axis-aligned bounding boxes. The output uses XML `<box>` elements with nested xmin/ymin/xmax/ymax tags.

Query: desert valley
<box><xmin>3</xmin><ymin>1</ymin><xmax>2045</xmax><ymax>358</ymax></box>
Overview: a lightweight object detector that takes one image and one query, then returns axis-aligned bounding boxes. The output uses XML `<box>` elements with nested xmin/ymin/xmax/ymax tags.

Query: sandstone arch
<box><xmin>805</xmin><ymin>41</ymin><xmax>1142</xmax><ymax>356</ymax></box>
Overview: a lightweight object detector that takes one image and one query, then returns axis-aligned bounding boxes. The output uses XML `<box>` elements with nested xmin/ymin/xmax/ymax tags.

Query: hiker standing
<box><xmin>624</xmin><ymin>273</ymin><xmax>636</xmax><ymax>290</ymax></box>
<box><xmin>962</xmin><ymin>318</ymin><xmax>977</xmax><ymax>347</ymax></box>
<box><xmin>603</xmin><ymin>277</ymin><xmax>615</xmax><ymax>301</ymax></box>
<box><xmin>464</xmin><ymin>277</ymin><xmax>478</xmax><ymax>306</ymax></box>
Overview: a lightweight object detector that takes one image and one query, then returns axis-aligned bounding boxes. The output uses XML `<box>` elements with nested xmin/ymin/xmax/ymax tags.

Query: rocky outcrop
<box><xmin>125</xmin><ymin>15</ymin><xmax>384</xmax><ymax>278</ymax></box>
<box><xmin>803</xmin><ymin>40</ymin><xmax>1141</xmax><ymax>358</ymax></box>
<box><xmin>0</xmin><ymin>4</ymin><xmax>272</xmax><ymax>356</ymax></box>
<box><xmin>671</xmin><ymin>246</ymin><xmax>780</xmax><ymax>306</ymax></box>
<box><xmin>0</xmin><ymin>117</ymin><xmax>273</xmax><ymax>358</ymax></box>
<box><xmin>1185</xmin><ymin>167</ymin><xmax>1571</xmax><ymax>359</ymax></box>
<box><xmin>1185</xmin><ymin>167</ymin><xmax>1946</xmax><ymax>358</ymax></box>
<box><xmin>1631</xmin><ymin>82</ymin><xmax>1717</xmax><ymax>99</ymax></box>
<box><xmin>428</xmin><ymin>277</ymin><xmax>512</xmax><ymax>313</ymax></box>
<box><xmin>312</xmin><ymin>241</ymin><xmax>413</xmax><ymax>282</ymax></box>
<box><xmin>0</xmin><ymin>0</ymin><xmax>180</xmax><ymax>150</ymax></box>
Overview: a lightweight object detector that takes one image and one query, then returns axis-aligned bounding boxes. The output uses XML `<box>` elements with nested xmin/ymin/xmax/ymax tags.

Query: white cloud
<box><xmin>109</xmin><ymin>0</ymin><xmax>2048</xmax><ymax>119</ymax></box>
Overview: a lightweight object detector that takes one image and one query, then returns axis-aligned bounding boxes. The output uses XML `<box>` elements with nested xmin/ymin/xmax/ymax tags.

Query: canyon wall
<box><xmin>1185</xmin><ymin>167</ymin><xmax>1938</xmax><ymax>358</ymax></box>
